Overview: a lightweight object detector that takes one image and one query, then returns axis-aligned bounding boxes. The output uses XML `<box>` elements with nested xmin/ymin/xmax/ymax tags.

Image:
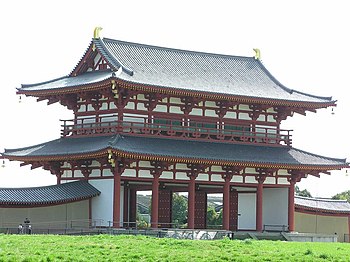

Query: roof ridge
<box><xmin>295</xmin><ymin>195</ymin><xmax>349</xmax><ymax>203</ymax></box>
<box><xmin>101</xmin><ymin>37</ymin><xmax>254</xmax><ymax>61</ymax></box>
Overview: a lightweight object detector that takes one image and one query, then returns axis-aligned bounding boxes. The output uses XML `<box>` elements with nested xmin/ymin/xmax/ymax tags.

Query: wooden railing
<box><xmin>61</xmin><ymin>115</ymin><xmax>292</xmax><ymax>146</ymax></box>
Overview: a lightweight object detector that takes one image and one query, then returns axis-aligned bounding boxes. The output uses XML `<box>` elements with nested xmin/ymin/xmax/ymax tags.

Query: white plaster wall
<box><xmin>153</xmin><ymin>105</ymin><xmax>167</xmax><ymax>112</ymax></box>
<box><xmin>100</xmin><ymin>102</ymin><xmax>108</xmax><ymax>110</ymax></box>
<box><xmin>189</xmin><ymin>108</ymin><xmax>202</xmax><ymax>116</ymax></box>
<box><xmin>90</xmin><ymin>179</ymin><xmax>124</xmax><ymax>227</ymax></box>
<box><xmin>277</xmin><ymin>178</ymin><xmax>289</xmax><ymax>185</ymax></box>
<box><xmin>211</xmin><ymin>174</ymin><xmax>224</xmax><ymax>182</ymax></box>
<box><xmin>169</xmin><ymin>106</ymin><xmax>182</xmax><ymax>114</ymax></box>
<box><xmin>125</xmin><ymin>102</ymin><xmax>135</xmax><ymax>110</ymax></box>
<box><xmin>238</xmin><ymin>193</ymin><xmax>256</xmax><ymax>230</ymax></box>
<box><xmin>262</xmin><ymin>188</ymin><xmax>288</xmax><ymax>228</ymax></box>
<box><xmin>94</xmin><ymin>53</ymin><xmax>101</xmax><ymax>64</ymax></box>
<box><xmin>204</xmin><ymin>109</ymin><xmax>216</xmax><ymax>117</ymax></box>
<box><xmin>123</xmin><ymin>169</ymin><xmax>137</xmax><ymax>178</ymax></box>
<box><xmin>0</xmin><ymin>201</ymin><xmax>89</xmax><ymax>228</ymax></box>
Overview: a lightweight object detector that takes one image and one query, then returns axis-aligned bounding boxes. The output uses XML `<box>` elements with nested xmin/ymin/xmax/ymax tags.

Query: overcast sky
<box><xmin>0</xmin><ymin>0</ymin><xmax>349</xmax><ymax>197</ymax></box>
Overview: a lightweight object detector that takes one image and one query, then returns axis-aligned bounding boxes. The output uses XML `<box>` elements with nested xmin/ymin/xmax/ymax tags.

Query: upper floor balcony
<box><xmin>61</xmin><ymin>114</ymin><xmax>292</xmax><ymax>147</ymax></box>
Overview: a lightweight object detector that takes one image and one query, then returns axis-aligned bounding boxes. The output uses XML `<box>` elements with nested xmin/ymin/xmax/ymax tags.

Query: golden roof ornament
<box><xmin>92</xmin><ymin>27</ymin><xmax>103</xmax><ymax>51</ymax></box>
<box><xmin>93</xmin><ymin>27</ymin><xmax>103</xmax><ymax>39</ymax></box>
<box><xmin>253</xmin><ymin>48</ymin><xmax>261</xmax><ymax>60</ymax></box>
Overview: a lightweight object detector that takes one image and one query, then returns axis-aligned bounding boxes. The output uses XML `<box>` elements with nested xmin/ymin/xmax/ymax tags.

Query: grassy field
<box><xmin>0</xmin><ymin>234</ymin><xmax>349</xmax><ymax>261</ymax></box>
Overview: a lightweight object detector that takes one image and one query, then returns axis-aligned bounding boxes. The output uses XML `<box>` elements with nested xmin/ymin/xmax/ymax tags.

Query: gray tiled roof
<box><xmin>295</xmin><ymin>196</ymin><xmax>350</xmax><ymax>213</ymax></box>
<box><xmin>97</xmin><ymin>38</ymin><xmax>332</xmax><ymax>103</ymax></box>
<box><xmin>0</xmin><ymin>181</ymin><xmax>100</xmax><ymax>206</ymax></box>
<box><xmin>20</xmin><ymin>70</ymin><xmax>113</xmax><ymax>91</ymax></box>
<box><xmin>3</xmin><ymin>135</ymin><xmax>346</xmax><ymax>168</ymax></box>
<box><xmin>18</xmin><ymin>38</ymin><xmax>333</xmax><ymax>105</ymax></box>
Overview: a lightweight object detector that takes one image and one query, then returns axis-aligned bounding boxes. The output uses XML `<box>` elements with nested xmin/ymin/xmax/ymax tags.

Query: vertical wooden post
<box><xmin>129</xmin><ymin>189</ymin><xmax>137</xmax><ymax>227</ymax></box>
<box><xmin>123</xmin><ymin>184</ymin><xmax>129</xmax><ymax>228</ymax></box>
<box><xmin>56</xmin><ymin>174</ymin><xmax>61</xmax><ymax>185</ymax></box>
<box><xmin>151</xmin><ymin>174</ymin><xmax>160</xmax><ymax>229</ymax></box>
<box><xmin>255</xmin><ymin>172</ymin><xmax>267</xmax><ymax>232</ymax></box>
<box><xmin>188</xmin><ymin>176</ymin><xmax>196</xmax><ymax>229</ymax></box>
<box><xmin>256</xmin><ymin>181</ymin><xmax>264</xmax><ymax>232</ymax></box>
<box><xmin>113</xmin><ymin>169</ymin><xmax>121</xmax><ymax>228</ymax></box>
<box><xmin>287</xmin><ymin>172</ymin><xmax>302</xmax><ymax>232</ymax></box>
<box><xmin>222</xmin><ymin>166</ymin><xmax>241</xmax><ymax>231</ymax></box>
<box><xmin>223</xmin><ymin>176</ymin><xmax>231</xmax><ymax>230</ymax></box>
<box><xmin>288</xmin><ymin>182</ymin><xmax>296</xmax><ymax>232</ymax></box>
<box><xmin>254</xmin><ymin>169</ymin><xmax>272</xmax><ymax>232</ymax></box>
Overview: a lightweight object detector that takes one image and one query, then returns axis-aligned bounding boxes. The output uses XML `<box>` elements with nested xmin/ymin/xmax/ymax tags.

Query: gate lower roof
<box><xmin>2</xmin><ymin>135</ymin><xmax>347</xmax><ymax>170</ymax></box>
<box><xmin>295</xmin><ymin>196</ymin><xmax>350</xmax><ymax>214</ymax></box>
<box><xmin>0</xmin><ymin>181</ymin><xmax>100</xmax><ymax>206</ymax></box>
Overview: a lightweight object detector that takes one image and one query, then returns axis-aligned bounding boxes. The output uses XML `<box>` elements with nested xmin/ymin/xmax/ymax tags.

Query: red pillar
<box><xmin>123</xmin><ymin>185</ymin><xmax>129</xmax><ymax>227</ymax></box>
<box><xmin>188</xmin><ymin>176</ymin><xmax>196</xmax><ymax>229</ymax></box>
<box><xmin>256</xmin><ymin>181</ymin><xmax>264</xmax><ymax>232</ymax></box>
<box><xmin>56</xmin><ymin>176</ymin><xmax>61</xmax><ymax>185</ymax></box>
<box><xmin>129</xmin><ymin>189</ymin><xmax>137</xmax><ymax>227</ymax></box>
<box><xmin>151</xmin><ymin>174</ymin><xmax>160</xmax><ymax>228</ymax></box>
<box><xmin>288</xmin><ymin>182</ymin><xmax>296</xmax><ymax>232</ymax></box>
<box><xmin>223</xmin><ymin>177</ymin><xmax>231</xmax><ymax>230</ymax></box>
<box><xmin>113</xmin><ymin>171</ymin><xmax>121</xmax><ymax>228</ymax></box>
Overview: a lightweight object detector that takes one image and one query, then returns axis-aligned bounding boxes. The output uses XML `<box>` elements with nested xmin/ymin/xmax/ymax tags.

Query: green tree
<box><xmin>332</xmin><ymin>190</ymin><xmax>350</xmax><ymax>202</ymax></box>
<box><xmin>206</xmin><ymin>206</ymin><xmax>222</xmax><ymax>228</ymax></box>
<box><xmin>136</xmin><ymin>211</ymin><xmax>149</xmax><ymax>228</ymax></box>
<box><xmin>206</xmin><ymin>206</ymin><xmax>217</xmax><ymax>226</ymax></box>
<box><xmin>295</xmin><ymin>185</ymin><xmax>312</xmax><ymax>197</ymax></box>
<box><xmin>172</xmin><ymin>193</ymin><xmax>187</xmax><ymax>227</ymax></box>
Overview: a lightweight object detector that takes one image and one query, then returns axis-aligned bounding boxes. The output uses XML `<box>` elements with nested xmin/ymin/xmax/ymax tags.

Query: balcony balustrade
<box><xmin>61</xmin><ymin>114</ymin><xmax>292</xmax><ymax>146</ymax></box>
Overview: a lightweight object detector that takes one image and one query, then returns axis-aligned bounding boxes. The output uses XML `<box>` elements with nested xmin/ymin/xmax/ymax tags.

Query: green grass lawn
<box><xmin>0</xmin><ymin>234</ymin><xmax>349</xmax><ymax>261</ymax></box>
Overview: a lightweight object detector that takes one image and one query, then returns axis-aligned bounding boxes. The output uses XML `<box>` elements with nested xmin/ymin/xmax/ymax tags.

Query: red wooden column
<box><xmin>123</xmin><ymin>183</ymin><xmax>129</xmax><ymax>227</ymax></box>
<box><xmin>50</xmin><ymin>165</ymin><xmax>63</xmax><ymax>185</ymax></box>
<box><xmin>110</xmin><ymin>156</ymin><xmax>133</xmax><ymax>228</ymax></box>
<box><xmin>288</xmin><ymin>182</ymin><xmax>295</xmax><ymax>232</ymax></box>
<box><xmin>222</xmin><ymin>175</ymin><xmax>233</xmax><ymax>230</ymax></box>
<box><xmin>287</xmin><ymin>173</ymin><xmax>302</xmax><ymax>232</ymax></box>
<box><xmin>151</xmin><ymin>173</ymin><xmax>160</xmax><ymax>229</ymax></box>
<box><xmin>255</xmin><ymin>175</ymin><xmax>266</xmax><ymax>232</ymax></box>
<box><xmin>188</xmin><ymin>175</ymin><xmax>196</xmax><ymax>229</ymax></box>
<box><xmin>222</xmin><ymin>166</ymin><xmax>241</xmax><ymax>231</ymax></box>
<box><xmin>113</xmin><ymin>168</ymin><xmax>121</xmax><ymax>228</ymax></box>
<box><xmin>56</xmin><ymin>174</ymin><xmax>61</xmax><ymax>185</ymax></box>
<box><xmin>187</xmin><ymin>164</ymin><xmax>206</xmax><ymax>229</ymax></box>
<box><xmin>129</xmin><ymin>189</ymin><xmax>137</xmax><ymax>227</ymax></box>
<box><xmin>150</xmin><ymin>161</ymin><xmax>169</xmax><ymax>229</ymax></box>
